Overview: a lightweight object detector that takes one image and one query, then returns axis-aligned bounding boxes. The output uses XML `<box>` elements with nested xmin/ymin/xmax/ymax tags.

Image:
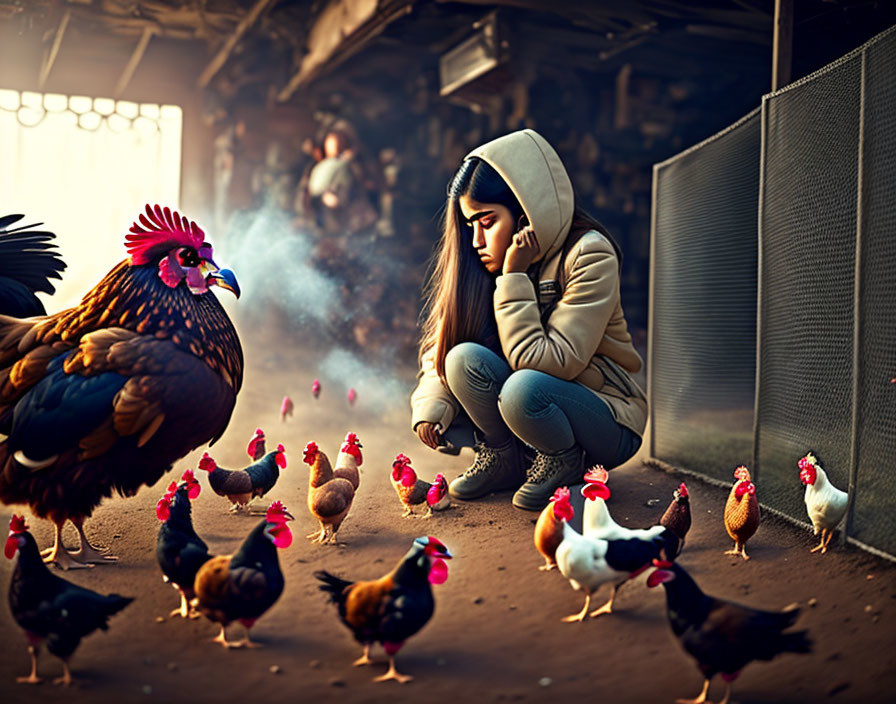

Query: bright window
<box><xmin>0</xmin><ymin>89</ymin><xmax>183</xmax><ymax>310</ymax></box>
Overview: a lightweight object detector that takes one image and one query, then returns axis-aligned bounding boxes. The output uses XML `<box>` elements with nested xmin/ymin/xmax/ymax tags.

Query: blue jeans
<box><xmin>442</xmin><ymin>342</ymin><xmax>641</xmax><ymax>469</ymax></box>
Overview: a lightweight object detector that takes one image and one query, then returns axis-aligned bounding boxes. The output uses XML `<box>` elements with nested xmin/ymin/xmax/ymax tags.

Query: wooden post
<box><xmin>38</xmin><ymin>9</ymin><xmax>71</xmax><ymax>90</ymax></box>
<box><xmin>197</xmin><ymin>0</ymin><xmax>277</xmax><ymax>88</ymax></box>
<box><xmin>114</xmin><ymin>26</ymin><xmax>155</xmax><ymax>97</ymax></box>
<box><xmin>771</xmin><ymin>0</ymin><xmax>793</xmax><ymax>91</ymax></box>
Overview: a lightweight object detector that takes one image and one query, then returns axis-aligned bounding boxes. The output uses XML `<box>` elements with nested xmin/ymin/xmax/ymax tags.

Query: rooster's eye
<box><xmin>177</xmin><ymin>248</ymin><xmax>200</xmax><ymax>267</ymax></box>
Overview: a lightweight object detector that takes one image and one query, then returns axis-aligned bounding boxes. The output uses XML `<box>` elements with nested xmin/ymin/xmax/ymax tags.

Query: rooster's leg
<box><xmin>52</xmin><ymin>659</ymin><xmax>73</xmax><ymax>687</ymax></box>
<box><xmin>373</xmin><ymin>656</ymin><xmax>413</xmax><ymax>684</ymax></box>
<box><xmin>717</xmin><ymin>682</ymin><xmax>731</xmax><ymax>704</ymax></box>
<box><xmin>42</xmin><ymin>522</ymin><xmax>92</xmax><ymax>571</ymax></box>
<box><xmin>212</xmin><ymin>625</ymin><xmax>237</xmax><ymax>648</ymax></box>
<box><xmin>562</xmin><ymin>592</ymin><xmax>592</xmax><ymax>622</ymax></box>
<box><xmin>70</xmin><ymin>517</ymin><xmax>117</xmax><ymax>563</ymax></box>
<box><xmin>538</xmin><ymin>559</ymin><xmax>557</xmax><ymax>572</ymax></box>
<box><xmin>401</xmin><ymin>506</ymin><xmax>415</xmax><ymax>518</ymax></box>
<box><xmin>675</xmin><ymin>678</ymin><xmax>710</xmax><ymax>704</ymax></box>
<box><xmin>170</xmin><ymin>592</ymin><xmax>191</xmax><ymax>619</ymax></box>
<box><xmin>229</xmin><ymin>624</ymin><xmax>261</xmax><ymax>649</ymax></box>
<box><xmin>821</xmin><ymin>529</ymin><xmax>835</xmax><ymax>553</ymax></box>
<box><xmin>810</xmin><ymin>532</ymin><xmax>826</xmax><ymax>553</ymax></box>
<box><xmin>353</xmin><ymin>644</ymin><xmax>373</xmax><ymax>667</ymax></box>
<box><xmin>589</xmin><ymin>583</ymin><xmax>621</xmax><ymax>618</ymax></box>
<box><xmin>16</xmin><ymin>645</ymin><xmax>41</xmax><ymax>684</ymax></box>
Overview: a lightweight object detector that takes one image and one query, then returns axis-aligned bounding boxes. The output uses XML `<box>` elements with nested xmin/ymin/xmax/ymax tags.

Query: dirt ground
<box><xmin>1</xmin><ymin>344</ymin><xmax>894</xmax><ymax>704</ymax></box>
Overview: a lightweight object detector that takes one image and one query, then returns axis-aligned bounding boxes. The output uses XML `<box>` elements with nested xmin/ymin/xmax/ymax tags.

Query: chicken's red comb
<box><xmin>303</xmin><ymin>441</ymin><xmax>319</xmax><ymax>465</ymax></box>
<box><xmin>584</xmin><ymin>466</ymin><xmax>609</xmax><ymax>484</ymax></box>
<box><xmin>198</xmin><ymin>453</ymin><xmax>217</xmax><ymax>472</ymax></box>
<box><xmin>344</xmin><ymin>432</ymin><xmax>359</xmax><ymax>444</ymax></box>
<box><xmin>393</xmin><ymin>453</ymin><xmax>411</xmax><ymax>468</ymax></box>
<box><xmin>266</xmin><ymin>501</ymin><xmax>289</xmax><ymax>522</ymax></box>
<box><xmin>550</xmin><ymin>486</ymin><xmax>571</xmax><ymax>503</ymax></box>
<box><xmin>678</xmin><ymin>482</ymin><xmax>688</xmax><ymax>498</ymax></box>
<box><xmin>734</xmin><ymin>465</ymin><xmax>751</xmax><ymax>481</ymax></box>
<box><xmin>181</xmin><ymin>469</ymin><xmax>196</xmax><ymax>484</ymax></box>
<box><xmin>9</xmin><ymin>515</ymin><xmax>27</xmax><ymax>534</ymax></box>
<box><xmin>125</xmin><ymin>205</ymin><xmax>206</xmax><ymax>265</ymax></box>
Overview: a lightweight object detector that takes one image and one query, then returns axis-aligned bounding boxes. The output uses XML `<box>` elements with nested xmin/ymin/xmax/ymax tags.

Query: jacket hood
<box><xmin>465</xmin><ymin>129</ymin><xmax>574</xmax><ymax>264</ymax></box>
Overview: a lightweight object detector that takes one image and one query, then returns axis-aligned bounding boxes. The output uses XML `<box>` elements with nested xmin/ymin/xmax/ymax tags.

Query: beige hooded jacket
<box><xmin>411</xmin><ymin>129</ymin><xmax>647</xmax><ymax>438</ymax></box>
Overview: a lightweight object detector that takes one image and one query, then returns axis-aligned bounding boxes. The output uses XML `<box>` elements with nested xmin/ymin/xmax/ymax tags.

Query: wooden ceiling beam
<box><xmin>197</xmin><ymin>0</ymin><xmax>278</xmax><ymax>88</ymax></box>
<box><xmin>277</xmin><ymin>0</ymin><xmax>416</xmax><ymax>103</ymax></box>
<box><xmin>114</xmin><ymin>25</ymin><xmax>155</xmax><ymax>97</ymax></box>
<box><xmin>38</xmin><ymin>8</ymin><xmax>71</xmax><ymax>89</ymax></box>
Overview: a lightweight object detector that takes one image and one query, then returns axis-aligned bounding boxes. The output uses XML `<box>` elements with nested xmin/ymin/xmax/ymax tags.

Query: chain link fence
<box><xmin>649</xmin><ymin>25</ymin><xmax>896</xmax><ymax>559</ymax></box>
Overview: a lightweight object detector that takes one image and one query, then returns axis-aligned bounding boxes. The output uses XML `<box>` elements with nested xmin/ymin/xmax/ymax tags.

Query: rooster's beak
<box><xmin>208</xmin><ymin>267</ymin><xmax>240</xmax><ymax>298</ymax></box>
<box><xmin>284</xmin><ymin>511</ymin><xmax>295</xmax><ymax>522</ymax></box>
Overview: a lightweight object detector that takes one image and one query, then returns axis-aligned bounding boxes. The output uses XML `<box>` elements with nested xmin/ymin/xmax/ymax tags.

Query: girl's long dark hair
<box><xmin>420</xmin><ymin>157</ymin><xmax>619</xmax><ymax>380</ymax></box>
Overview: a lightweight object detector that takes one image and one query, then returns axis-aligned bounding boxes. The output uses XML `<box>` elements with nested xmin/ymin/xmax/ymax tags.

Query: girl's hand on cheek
<box><xmin>503</xmin><ymin>227</ymin><xmax>539</xmax><ymax>274</ymax></box>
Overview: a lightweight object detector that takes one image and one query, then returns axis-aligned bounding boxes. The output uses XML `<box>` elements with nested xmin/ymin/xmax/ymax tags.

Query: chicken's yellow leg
<box><xmin>590</xmin><ymin>583</ymin><xmax>620</xmax><ymax>618</ymax></box>
<box><xmin>16</xmin><ymin>645</ymin><xmax>41</xmax><ymax>684</ymax></box>
<box><xmin>675</xmin><ymin>678</ymin><xmax>710</xmax><ymax>704</ymax></box>
<box><xmin>52</xmin><ymin>659</ymin><xmax>73</xmax><ymax>687</ymax></box>
<box><xmin>42</xmin><ymin>521</ymin><xmax>91</xmax><ymax>571</ymax></box>
<box><xmin>562</xmin><ymin>592</ymin><xmax>592</xmax><ymax>622</ymax></box>
<box><xmin>353</xmin><ymin>644</ymin><xmax>373</xmax><ymax>666</ymax></box>
<box><xmin>373</xmin><ymin>656</ymin><xmax>412</xmax><ymax>684</ymax></box>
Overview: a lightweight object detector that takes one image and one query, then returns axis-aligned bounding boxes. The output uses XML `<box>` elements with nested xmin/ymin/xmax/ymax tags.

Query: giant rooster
<box><xmin>0</xmin><ymin>205</ymin><xmax>242</xmax><ymax>569</ymax></box>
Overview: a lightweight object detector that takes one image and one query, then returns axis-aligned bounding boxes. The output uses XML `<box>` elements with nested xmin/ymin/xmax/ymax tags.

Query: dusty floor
<box><xmin>1</xmin><ymin>343</ymin><xmax>894</xmax><ymax>704</ymax></box>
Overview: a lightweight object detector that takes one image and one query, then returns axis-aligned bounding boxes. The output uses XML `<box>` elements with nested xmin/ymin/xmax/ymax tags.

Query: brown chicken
<box><xmin>724</xmin><ymin>466</ymin><xmax>760</xmax><ymax>561</ymax></box>
<box><xmin>534</xmin><ymin>486</ymin><xmax>570</xmax><ymax>571</ymax></box>
<box><xmin>315</xmin><ymin>536</ymin><xmax>452</xmax><ymax>683</ymax></box>
<box><xmin>304</xmin><ymin>441</ymin><xmax>355</xmax><ymax>544</ymax></box>
<box><xmin>390</xmin><ymin>454</ymin><xmax>433</xmax><ymax>517</ymax></box>
<box><xmin>660</xmin><ymin>482</ymin><xmax>692</xmax><ymax>558</ymax></box>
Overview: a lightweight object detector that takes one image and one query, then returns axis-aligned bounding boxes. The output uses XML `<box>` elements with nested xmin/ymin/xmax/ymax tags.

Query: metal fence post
<box><xmin>843</xmin><ymin>49</ymin><xmax>867</xmax><ymax>546</ymax></box>
<box><xmin>751</xmin><ymin>98</ymin><xmax>769</xmax><ymax>484</ymax></box>
<box><xmin>647</xmin><ymin>164</ymin><xmax>659</xmax><ymax>459</ymax></box>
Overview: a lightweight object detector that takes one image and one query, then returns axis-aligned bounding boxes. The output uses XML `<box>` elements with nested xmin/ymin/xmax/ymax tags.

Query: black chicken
<box><xmin>5</xmin><ymin>514</ymin><xmax>133</xmax><ymax>686</ymax></box>
<box><xmin>0</xmin><ymin>213</ymin><xmax>66</xmax><ymax>317</ymax></box>
<box><xmin>194</xmin><ymin>501</ymin><xmax>293</xmax><ymax>648</ymax></box>
<box><xmin>660</xmin><ymin>482</ymin><xmax>692</xmax><ymax>558</ymax></box>
<box><xmin>156</xmin><ymin>468</ymin><xmax>212</xmax><ymax>619</ymax></box>
<box><xmin>199</xmin><ymin>439</ymin><xmax>287</xmax><ymax>513</ymax></box>
<box><xmin>0</xmin><ymin>205</ymin><xmax>242</xmax><ymax>569</ymax></box>
<box><xmin>648</xmin><ymin>560</ymin><xmax>811</xmax><ymax>704</ymax></box>
<box><xmin>315</xmin><ymin>535</ymin><xmax>452</xmax><ymax>683</ymax></box>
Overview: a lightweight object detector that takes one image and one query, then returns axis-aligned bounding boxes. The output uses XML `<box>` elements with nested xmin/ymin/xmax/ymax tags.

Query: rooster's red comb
<box><xmin>584</xmin><ymin>466</ymin><xmax>609</xmax><ymax>484</ymax></box>
<box><xmin>266</xmin><ymin>501</ymin><xmax>289</xmax><ymax>522</ymax></box>
<box><xmin>550</xmin><ymin>487</ymin><xmax>571</xmax><ymax>503</ymax></box>
<box><xmin>9</xmin><ymin>515</ymin><xmax>27</xmax><ymax>534</ymax></box>
<box><xmin>393</xmin><ymin>453</ymin><xmax>411</xmax><ymax>468</ymax></box>
<box><xmin>181</xmin><ymin>469</ymin><xmax>196</xmax><ymax>484</ymax></box>
<box><xmin>126</xmin><ymin>204</ymin><xmax>206</xmax><ymax>265</ymax></box>
<box><xmin>345</xmin><ymin>432</ymin><xmax>359</xmax><ymax>444</ymax></box>
<box><xmin>303</xmin><ymin>441</ymin><xmax>319</xmax><ymax>465</ymax></box>
<box><xmin>734</xmin><ymin>465</ymin><xmax>751</xmax><ymax>481</ymax></box>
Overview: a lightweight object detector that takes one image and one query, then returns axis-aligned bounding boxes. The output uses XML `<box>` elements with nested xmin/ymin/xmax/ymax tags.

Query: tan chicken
<box><xmin>304</xmin><ymin>441</ymin><xmax>355</xmax><ymax>545</ymax></box>
<box><xmin>390</xmin><ymin>454</ymin><xmax>433</xmax><ymax>517</ymax></box>
<box><xmin>724</xmin><ymin>465</ymin><xmax>760</xmax><ymax>561</ymax></box>
<box><xmin>534</xmin><ymin>486</ymin><xmax>570</xmax><ymax>571</ymax></box>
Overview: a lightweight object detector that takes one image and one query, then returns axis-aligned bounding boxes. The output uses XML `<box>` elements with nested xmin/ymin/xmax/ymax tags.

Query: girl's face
<box><xmin>458</xmin><ymin>194</ymin><xmax>517</xmax><ymax>274</ymax></box>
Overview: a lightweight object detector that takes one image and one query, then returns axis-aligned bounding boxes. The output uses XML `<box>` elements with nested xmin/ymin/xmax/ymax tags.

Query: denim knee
<box><xmin>445</xmin><ymin>342</ymin><xmax>495</xmax><ymax>394</ymax></box>
<box><xmin>498</xmin><ymin>369</ymin><xmax>548</xmax><ymax>421</ymax></box>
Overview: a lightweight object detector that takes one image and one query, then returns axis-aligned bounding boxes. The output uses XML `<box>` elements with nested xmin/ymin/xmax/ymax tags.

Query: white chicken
<box><xmin>799</xmin><ymin>452</ymin><xmax>848</xmax><ymax>554</ymax></box>
<box><xmin>553</xmin><ymin>484</ymin><xmax>677</xmax><ymax>623</ymax></box>
<box><xmin>578</xmin><ymin>467</ymin><xmax>671</xmax><ymax>616</ymax></box>
<box><xmin>333</xmin><ymin>432</ymin><xmax>363</xmax><ymax>490</ymax></box>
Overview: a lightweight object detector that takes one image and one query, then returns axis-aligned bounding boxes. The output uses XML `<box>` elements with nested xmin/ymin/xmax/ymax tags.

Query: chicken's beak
<box><xmin>283</xmin><ymin>511</ymin><xmax>295</xmax><ymax>522</ymax></box>
<box><xmin>208</xmin><ymin>267</ymin><xmax>241</xmax><ymax>298</ymax></box>
<box><xmin>436</xmin><ymin>549</ymin><xmax>452</xmax><ymax>560</ymax></box>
